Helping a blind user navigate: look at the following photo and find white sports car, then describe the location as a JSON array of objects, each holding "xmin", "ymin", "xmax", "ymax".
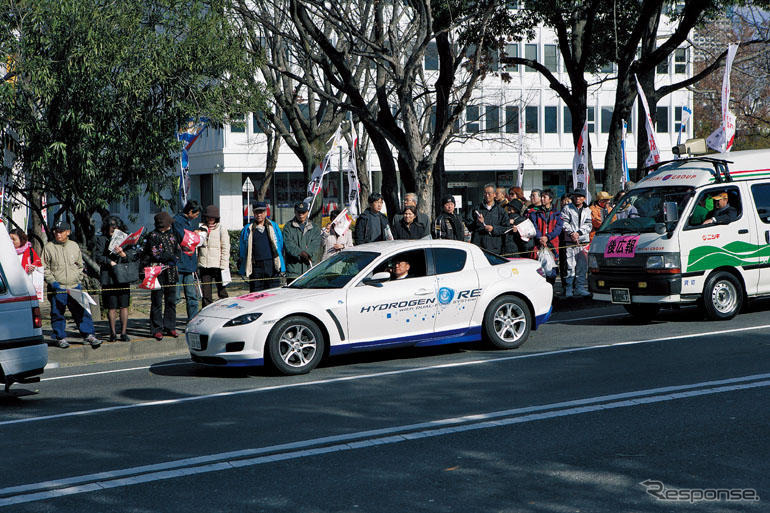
[{"xmin": 186, "ymin": 240, "xmax": 553, "ymax": 375}]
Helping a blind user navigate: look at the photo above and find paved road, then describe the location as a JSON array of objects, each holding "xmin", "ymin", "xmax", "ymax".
[{"xmin": 2, "ymin": 302, "xmax": 769, "ymax": 512}]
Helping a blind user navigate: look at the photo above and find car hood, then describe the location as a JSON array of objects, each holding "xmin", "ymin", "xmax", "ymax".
[{"xmin": 197, "ymin": 287, "xmax": 331, "ymax": 319}]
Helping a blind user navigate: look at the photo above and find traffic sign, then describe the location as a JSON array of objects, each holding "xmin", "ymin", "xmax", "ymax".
[{"xmin": 242, "ymin": 177, "xmax": 255, "ymax": 193}]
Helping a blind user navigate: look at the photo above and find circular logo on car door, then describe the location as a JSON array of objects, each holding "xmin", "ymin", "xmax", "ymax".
[{"xmin": 437, "ymin": 287, "xmax": 455, "ymax": 305}]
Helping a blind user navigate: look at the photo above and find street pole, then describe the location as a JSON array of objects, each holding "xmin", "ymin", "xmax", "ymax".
[{"xmin": 339, "ymin": 146, "xmax": 344, "ymax": 211}]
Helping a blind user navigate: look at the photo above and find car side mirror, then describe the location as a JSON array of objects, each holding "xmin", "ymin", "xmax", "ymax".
[
  {"xmin": 363, "ymin": 271, "xmax": 391, "ymax": 287},
  {"xmin": 663, "ymin": 201, "xmax": 679, "ymax": 223}
]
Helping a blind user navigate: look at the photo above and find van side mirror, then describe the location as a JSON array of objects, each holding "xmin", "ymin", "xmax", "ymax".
[{"xmin": 663, "ymin": 202, "xmax": 679, "ymax": 223}]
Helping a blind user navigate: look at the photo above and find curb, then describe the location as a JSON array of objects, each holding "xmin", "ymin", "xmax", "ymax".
[{"xmin": 47, "ymin": 336, "xmax": 190, "ymax": 367}]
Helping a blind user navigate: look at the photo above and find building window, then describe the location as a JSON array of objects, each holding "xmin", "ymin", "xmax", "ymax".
[
  {"xmin": 129, "ymin": 195, "xmax": 139, "ymax": 215},
  {"xmin": 525, "ymin": 105, "xmax": 538, "ymax": 133},
  {"xmin": 656, "ymin": 57, "xmax": 669, "ymax": 75},
  {"xmin": 230, "ymin": 113, "xmax": 246, "ymax": 133},
  {"xmin": 425, "ymin": 41, "xmax": 438, "ymax": 71},
  {"xmin": 466, "ymin": 105, "xmax": 480, "ymax": 133},
  {"xmin": 544, "ymin": 44, "xmax": 558, "ymax": 72},
  {"xmin": 544, "ymin": 106, "xmax": 557, "ymax": 133},
  {"xmin": 505, "ymin": 106, "xmax": 519, "ymax": 133},
  {"xmin": 625, "ymin": 113, "xmax": 633, "ymax": 134},
  {"xmin": 563, "ymin": 106, "xmax": 572, "ymax": 134},
  {"xmin": 485, "ymin": 106, "xmax": 500, "ymax": 133},
  {"xmin": 674, "ymin": 106, "xmax": 685, "ymax": 133},
  {"xmin": 600, "ymin": 61, "xmax": 614, "ymax": 73},
  {"xmin": 525, "ymin": 44, "xmax": 538, "ymax": 72},
  {"xmin": 587, "ymin": 107, "xmax": 595, "ymax": 133},
  {"xmin": 252, "ymin": 112, "xmax": 265, "ymax": 134},
  {"xmin": 656, "ymin": 106, "xmax": 669, "ymax": 133},
  {"xmin": 601, "ymin": 106, "xmax": 613, "ymax": 133},
  {"xmin": 674, "ymin": 48, "xmax": 687, "ymax": 74},
  {"xmin": 504, "ymin": 43, "xmax": 518, "ymax": 72}
]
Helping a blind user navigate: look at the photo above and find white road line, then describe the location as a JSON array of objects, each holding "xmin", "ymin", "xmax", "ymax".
[
  {"xmin": 5, "ymin": 323, "xmax": 770, "ymax": 427},
  {"xmin": 40, "ymin": 361, "xmax": 191, "ymax": 382},
  {"xmin": 1, "ymin": 374, "xmax": 768, "ymax": 507}
]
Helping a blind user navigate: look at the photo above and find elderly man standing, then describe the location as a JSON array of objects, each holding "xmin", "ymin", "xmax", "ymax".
[
  {"xmin": 466, "ymin": 183, "xmax": 507, "ymax": 254},
  {"xmin": 283, "ymin": 202, "xmax": 322, "ymax": 281},
  {"xmin": 561, "ymin": 189, "xmax": 593, "ymax": 297},
  {"xmin": 42, "ymin": 221, "xmax": 101, "ymax": 349},
  {"xmin": 239, "ymin": 201, "xmax": 285, "ymax": 292}
]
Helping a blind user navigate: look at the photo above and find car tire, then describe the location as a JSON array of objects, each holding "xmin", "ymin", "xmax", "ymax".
[
  {"xmin": 702, "ymin": 272, "xmax": 743, "ymax": 321},
  {"xmin": 623, "ymin": 304, "xmax": 660, "ymax": 321},
  {"xmin": 483, "ymin": 295, "xmax": 531, "ymax": 349},
  {"xmin": 267, "ymin": 316, "xmax": 325, "ymax": 375}
]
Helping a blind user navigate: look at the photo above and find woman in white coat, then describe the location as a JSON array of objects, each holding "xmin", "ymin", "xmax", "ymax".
[
  {"xmin": 321, "ymin": 209, "xmax": 354, "ymax": 261},
  {"xmin": 198, "ymin": 205, "xmax": 231, "ymax": 307}
]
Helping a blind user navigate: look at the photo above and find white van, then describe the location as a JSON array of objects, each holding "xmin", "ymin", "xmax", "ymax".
[
  {"xmin": 589, "ymin": 149, "xmax": 770, "ymax": 320},
  {"xmin": 0, "ymin": 218, "xmax": 48, "ymax": 392}
]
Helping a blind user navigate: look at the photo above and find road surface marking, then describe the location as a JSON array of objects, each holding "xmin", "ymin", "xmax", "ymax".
[
  {"xmin": 1, "ymin": 373, "xmax": 768, "ymax": 507},
  {"xmin": 5, "ymin": 323, "xmax": 770, "ymax": 427}
]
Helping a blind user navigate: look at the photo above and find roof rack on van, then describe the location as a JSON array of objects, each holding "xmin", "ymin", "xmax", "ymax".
[{"xmin": 644, "ymin": 157, "xmax": 733, "ymax": 183}]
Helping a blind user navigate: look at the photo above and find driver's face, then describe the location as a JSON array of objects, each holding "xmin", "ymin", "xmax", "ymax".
[{"xmin": 391, "ymin": 260, "xmax": 410, "ymax": 278}]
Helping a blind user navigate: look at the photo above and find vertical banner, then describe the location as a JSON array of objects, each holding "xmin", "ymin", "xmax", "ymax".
[
  {"xmin": 677, "ymin": 105, "xmax": 692, "ymax": 149},
  {"xmin": 707, "ymin": 43, "xmax": 739, "ymax": 153},
  {"xmin": 306, "ymin": 124, "xmax": 342, "ymax": 208},
  {"xmin": 572, "ymin": 121, "xmax": 590, "ymax": 201},
  {"xmin": 517, "ymin": 98, "xmax": 524, "ymax": 188},
  {"xmin": 635, "ymin": 75, "xmax": 661, "ymax": 167},
  {"xmin": 177, "ymin": 118, "xmax": 208, "ymax": 206},
  {"xmin": 621, "ymin": 120, "xmax": 629, "ymax": 190},
  {"xmin": 345, "ymin": 114, "xmax": 361, "ymax": 218},
  {"xmin": 0, "ymin": 173, "xmax": 5, "ymax": 217}
]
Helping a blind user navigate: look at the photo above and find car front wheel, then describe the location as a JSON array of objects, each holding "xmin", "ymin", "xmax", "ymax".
[
  {"xmin": 703, "ymin": 272, "xmax": 743, "ymax": 320},
  {"xmin": 483, "ymin": 295, "xmax": 531, "ymax": 349},
  {"xmin": 267, "ymin": 316, "xmax": 325, "ymax": 375}
]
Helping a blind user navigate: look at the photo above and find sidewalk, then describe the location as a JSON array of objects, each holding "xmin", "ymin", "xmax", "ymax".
[{"xmin": 43, "ymin": 279, "xmax": 598, "ymax": 367}]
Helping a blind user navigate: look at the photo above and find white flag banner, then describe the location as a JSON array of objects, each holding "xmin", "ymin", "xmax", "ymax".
[
  {"xmin": 306, "ymin": 125, "xmax": 343, "ymax": 202},
  {"xmin": 635, "ymin": 75, "xmax": 661, "ymax": 167},
  {"xmin": 331, "ymin": 208, "xmax": 353, "ymax": 235},
  {"xmin": 108, "ymin": 229, "xmax": 128, "ymax": 253},
  {"xmin": 572, "ymin": 121, "xmax": 590, "ymax": 202},
  {"xmin": 67, "ymin": 288, "xmax": 97, "ymax": 316},
  {"xmin": 346, "ymin": 116, "xmax": 361, "ymax": 218},
  {"xmin": 621, "ymin": 120, "xmax": 629, "ymax": 190},
  {"xmin": 517, "ymin": 98, "xmax": 524, "ymax": 188},
  {"xmin": 707, "ymin": 43, "xmax": 740, "ymax": 153}
]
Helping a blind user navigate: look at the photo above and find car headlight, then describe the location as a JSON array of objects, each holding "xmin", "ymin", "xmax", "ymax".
[
  {"xmin": 223, "ymin": 313, "xmax": 263, "ymax": 327},
  {"xmin": 645, "ymin": 253, "xmax": 681, "ymax": 274}
]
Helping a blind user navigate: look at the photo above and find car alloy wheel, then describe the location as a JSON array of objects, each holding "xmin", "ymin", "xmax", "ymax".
[
  {"xmin": 278, "ymin": 324, "xmax": 317, "ymax": 368},
  {"xmin": 483, "ymin": 295, "xmax": 531, "ymax": 349},
  {"xmin": 267, "ymin": 316, "xmax": 325, "ymax": 375}
]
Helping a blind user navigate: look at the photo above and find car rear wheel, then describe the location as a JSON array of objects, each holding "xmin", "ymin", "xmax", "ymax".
[
  {"xmin": 267, "ymin": 316, "xmax": 325, "ymax": 375},
  {"xmin": 623, "ymin": 304, "xmax": 660, "ymax": 321},
  {"xmin": 483, "ymin": 295, "xmax": 531, "ymax": 349},
  {"xmin": 703, "ymin": 272, "xmax": 742, "ymax": 320}
]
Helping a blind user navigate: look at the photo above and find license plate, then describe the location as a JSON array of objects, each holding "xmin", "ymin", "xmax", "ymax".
[
  {"xmin": 610, "ymin": 288, "xmax": 631, "ymax": 304},
  {"xmin": 188, "ymin": 333, "xmax": 202, "ymax": 351}
]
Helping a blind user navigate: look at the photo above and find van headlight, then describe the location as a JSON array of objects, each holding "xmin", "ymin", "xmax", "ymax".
[
  {"xmin": 223, "ymin": 313, "xmax": 263, "ymax": 327},
  {"xmin": 645, "ymin": 253, "xmax": 681, "ymax": 274},
  {"xmin": 588, "ymin": 254, "xmax": 599, "ymax": 270}
]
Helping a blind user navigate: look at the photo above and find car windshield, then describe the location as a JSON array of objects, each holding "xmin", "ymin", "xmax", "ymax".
[
  {"xmin": 288, "ymin": 251, "xmax": 379, "ymax": 289},
  {"xmin": 599, "ymin": 186, "xmax": 694, "ymax": 234}
]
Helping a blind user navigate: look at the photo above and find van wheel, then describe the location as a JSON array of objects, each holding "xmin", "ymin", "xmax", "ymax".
[
  {"xmin": 703, "ymin": 272, "xmax": 742, "ymax": 320},
  {"xmin": 267, "ymin": 316, "xmax": 325, "ymax": 375},
  {"xmin": 623, "ymin": 304, "xmax": 660, "ymax": 321},
  {"xmin": 483, "ymin": 295, "xmax": 531, "ymax": 349}
]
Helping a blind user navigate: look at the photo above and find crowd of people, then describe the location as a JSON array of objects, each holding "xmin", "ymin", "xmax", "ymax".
[{"xmin": 9, "ymin": 185, "xmax": 626, "ymax": 347}]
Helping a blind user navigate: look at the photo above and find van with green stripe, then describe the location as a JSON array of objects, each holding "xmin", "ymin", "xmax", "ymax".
[{"xmin": 588, "ymin": 149, "xmax": 770, "ymax": 320}]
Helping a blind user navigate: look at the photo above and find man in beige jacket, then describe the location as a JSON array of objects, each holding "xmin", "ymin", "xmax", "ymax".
[
  {"xmin": 42, "ymin": 221, "xmax": 101, "ymax": 348},
  {"xmin": 197, "ymin": 205, "xmax": 231, "ymax": 307}
]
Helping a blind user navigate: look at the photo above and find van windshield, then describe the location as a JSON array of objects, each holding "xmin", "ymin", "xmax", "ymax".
[{"xmin": 599, "ymin": 186, "xmax": 694, "ymax": 234}]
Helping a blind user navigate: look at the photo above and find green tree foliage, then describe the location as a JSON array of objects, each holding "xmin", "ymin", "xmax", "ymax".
[{"xmin": 0, "ymin": 0, "xmax": 263, "ymax": 241}]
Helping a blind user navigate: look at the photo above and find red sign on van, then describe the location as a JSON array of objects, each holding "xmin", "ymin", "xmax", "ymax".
[{"xmin": 604, "ymin": 235, "xmax": 639, "ymax": 258}]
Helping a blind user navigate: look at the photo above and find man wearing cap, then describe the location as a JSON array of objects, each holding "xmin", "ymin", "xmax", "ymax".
[
  {"xmin": 173, "ymin": 200, "xmax": 202, "ymax": 320},
  {"xmin": 590, "ymin": 191, "xmax": 613, "ymax": 241},
  {"xmin": 283, "ymin": 202, "xmax": 322, "ymax": 281},
  {"xmin": 354, "ymin": 193, "xmax": 391, "ymax": 245},
  {"xmin": 561, "ymin": 189, "xmax": 593, "ymax": 297},
  {"xmin": 432, "ymin": 195, "xmax": 465, "ymax": 241},
  {"xmin": 142, "ymin": 212, "xmax": 181, "ymax": 340},
  {"xmin": 703, "ymin": 191, "xmax": 738, "ymax": 225},
  {"xmin": 239, "ymin": 201, "xmax": 285, "ymax": 292},
  {"xmin": 41, "ymin": 222, "xmax": 101, "ymax": 348}
]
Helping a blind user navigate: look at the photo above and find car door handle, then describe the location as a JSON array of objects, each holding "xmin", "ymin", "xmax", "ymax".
[
  {"xmin": 738, "ymin": 229, "xmax": 749, "ymax": 234},
  {"xmin": 415, "ymin": 289, "xmax": 433, "ymax": 296}
]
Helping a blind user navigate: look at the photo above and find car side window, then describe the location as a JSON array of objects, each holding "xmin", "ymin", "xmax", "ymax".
[
  {"xmin": 751, "ymin": 184, "xmax": 770, "ymax": 224},
  {"xmin": 370, "ymin": 249, "xmax": 428, "ymax": 280},
  {"xmin": 685, "ymin": 186, "xmax": 741, "ymax": 228},
  {"xmin": 433, "ymin": 248, "xmax": 467, "ymax": 274}
]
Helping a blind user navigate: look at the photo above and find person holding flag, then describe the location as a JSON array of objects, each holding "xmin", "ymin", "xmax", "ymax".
[
  {"xmin": 142, "ymin": 212, "xmax": 181, "ymax": 340},
  {"xmin": 173, "ymin": 201, "xmax": 202, "ymax": 321},
  {"xmin": 94, "ymin": 216, "xmax": 139, "ymax": 342},
  {"xmin": 322, "ymin": 209, "xmax": 354, "ymax": 261}
]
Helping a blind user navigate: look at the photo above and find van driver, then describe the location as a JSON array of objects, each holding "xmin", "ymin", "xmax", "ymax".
[{"xmin": 702, "ymin": 191, "xmax": 738, "ymax": 225}]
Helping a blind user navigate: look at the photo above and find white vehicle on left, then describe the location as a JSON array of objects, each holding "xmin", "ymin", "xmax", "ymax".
[{"xmin": 186, "ymin": 239, "xmax": 553, "ymax": 375}]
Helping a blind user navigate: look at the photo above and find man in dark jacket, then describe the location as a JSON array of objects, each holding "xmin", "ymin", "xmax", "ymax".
[
  {"xmin": 466, "ymin": 184, "xmax": 507, "ymax": 253},
  {"xmin": 173, "ymin": 200, "xmax": 201, "ymax": 320},
  {"xmin": 432, "ymin": 195, "xmax": 465, "ymax": 241},
  {"xmin": 354, "ymin": 193, "xmax": 391, "ymax": 245},
  {"xmin": 703, "ymin": 191, "xmax": 738, "ymax": 225},
  {"xmin": 283, "ymin": 202, "xmax": 323, "ymax": 279}
]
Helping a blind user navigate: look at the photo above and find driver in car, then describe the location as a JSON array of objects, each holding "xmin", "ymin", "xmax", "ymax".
[
  {"xmin": 389, "ymin": 257, "xmax": 410, "ymax": 280},
  {"xmin": 702, "ymin": 191, "xmax": 738, "ymax": 225}
]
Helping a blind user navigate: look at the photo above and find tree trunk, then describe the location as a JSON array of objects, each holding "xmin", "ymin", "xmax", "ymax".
[
  {"xmin": 604, "ymin": 73, "xmax": 636, "ymax": 194},
  {"xmin": 258, "ymin": 131, "xmax": 281, "ymax": 201},
  {"xmin": 364, "ymin": 121, "xmax": 399, "ymax": 220},
  {"xmin": 415, "ymin": 161, "xmax": 434, "ymax": 220}
]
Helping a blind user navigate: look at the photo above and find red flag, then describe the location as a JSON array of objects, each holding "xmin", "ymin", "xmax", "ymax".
[
  {"xmin": 181, "ymin": 229, "xmax": 202, "ymax": 256},
  {"xmin": 120, "ymin": 226, "xmax": 144, "ymax": 248},
  {"xmin": 140, "ymin": 265, "xmax": 164, "ymax": 290}
]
